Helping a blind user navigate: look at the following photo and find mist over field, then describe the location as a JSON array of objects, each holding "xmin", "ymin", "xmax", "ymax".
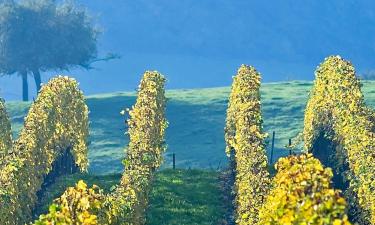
[{"xmin": 2, "ymin": 0, "xmax": 375, "ymax": 100}]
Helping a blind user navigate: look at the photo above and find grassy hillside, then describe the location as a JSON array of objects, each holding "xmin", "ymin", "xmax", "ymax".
[
  {"xmin": 36, "ymin": 169, "xmax": 224, "ymax": 225},
  {"xmin": 6, "ymin": 80, "xmax": 375, "ymax": 174},
  {"xmin": 146, "ymin": 169, "xmax": 224, "ymax": 225}
]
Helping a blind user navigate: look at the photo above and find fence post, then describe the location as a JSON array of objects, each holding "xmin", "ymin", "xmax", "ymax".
[
  {"xmin": 289, "ymin": 138, "xmax": 292, "ymax": 155},
  {"xmin": 270, "ymin": 131, "xmax": 275, "ymax": 165},
  {"xmin": 173, "ymin": 153, "xmax": 176, "ymax": 170}
]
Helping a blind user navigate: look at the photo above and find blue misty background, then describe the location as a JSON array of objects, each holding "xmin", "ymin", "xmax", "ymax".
[{"xmin": 1, "ymin": 0, "xmax": 375, "ymax": 100}]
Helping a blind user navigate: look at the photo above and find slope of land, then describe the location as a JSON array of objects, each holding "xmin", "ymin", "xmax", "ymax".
[{"xmin": 6, "ymin": 80, "xmax": 375, "ymax": 174}]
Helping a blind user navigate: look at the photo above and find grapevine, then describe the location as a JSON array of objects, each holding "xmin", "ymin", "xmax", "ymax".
[
  {"xmin": 303, "ymin": 56, "xmax": 375, "ymax": 224},
  {"xmin": 0, "ymin": 76, "xmax": 89, "ymax": 225},
  {"xmin": 225, "ymin": 65, "xmax": 270, "ymax": 225},
  {"xmin": 33, "ymin": 71, "xmax": 167, "ymax": 225}
]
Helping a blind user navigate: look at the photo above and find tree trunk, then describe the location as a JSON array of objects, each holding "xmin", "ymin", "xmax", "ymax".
[
  {"xmin": 21, "ymin": 72, "xmax": 29, "ymax": 102},
  {"xmin": 33, "ymin": 70, "xmax": 42, "ymax": 93}
]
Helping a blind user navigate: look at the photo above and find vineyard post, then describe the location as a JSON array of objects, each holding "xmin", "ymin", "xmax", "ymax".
[
  {"xmin": 270, "ymin": 131, "xmax": 275, "ymax": 165},
  {"xmin": 173, "ymin": 153, "xmax": 176, "ymax": 170},
  {"xmin": 288, "ymin": 138, "xmax": 292, "ymax": 155}
]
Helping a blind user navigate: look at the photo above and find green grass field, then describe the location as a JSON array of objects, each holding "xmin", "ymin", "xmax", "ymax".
[
  {"xmin": 36, "ymin": 169, "xmax": 224, "ymax": 225},
  {"xmin": 6, "ymin": 80, "xmax": 375, "ymax": 174}
]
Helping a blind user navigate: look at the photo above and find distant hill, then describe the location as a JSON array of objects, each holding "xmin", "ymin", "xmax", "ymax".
[
  {"xmin": 1, "ymin": 1, "xmax": 375, "ymax": 100},
  {"xmin": 6, "ymin": 80, "xmax": 375, "ymax": 174}
]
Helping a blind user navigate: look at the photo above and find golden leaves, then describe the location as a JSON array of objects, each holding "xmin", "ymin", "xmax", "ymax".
[
  {"xmin": 32, "ymin": 71, "xmax": 167, "ymax": 225},
  {"xmin": 34, "ymin": 180, "xmax": 104, "ymax": 225},
  {"xmin": 303, "ymin": 55, "xmax": 375, "ymax": 224},
  {"xmin": 0, "ymin": 98, "xmax": 12, "ymax": 159},
  {"xmin": 104, "ymin": 71, "xmax": 167, "ymax": 224},
  {"xmin": 225, "ymin": 65, "xmax": 270, "ymax": 225},
  {"xmin": 259, "ymin": 154, "xmax": 352, "ymax": 225},
  {"xmin": 0, "ymin": 76, "xmax": 89, "ymax": 224}
]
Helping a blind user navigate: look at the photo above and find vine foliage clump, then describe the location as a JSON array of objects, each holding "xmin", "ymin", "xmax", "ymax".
[
  {"xmin": 103, "ymin": 71, "xmax": 167, "ymax": 224},
  {"xmin": 33, "ymin": 71, "xmax": 167, "ymax": 225},
  {"xmin": 34, "ymin": 180, "xmax": 104, "ymax": 225},
  {"xmin": 0, "ymin": 98, "xmax": 12, "ymax": 159},
  {"xmin": 0, "ymin": 76, "xmax": 89, "ymax": 225},
  {"xmin": 224, "ymin": 65, "xmax": 270, "ymax": 225},
  {"xmin": 303, "ymin": 56, "xmax": 375, "ymax": 224},
  {"xmin": 259, "ymin": 154, "xmax": 352, "ymax": 225}
]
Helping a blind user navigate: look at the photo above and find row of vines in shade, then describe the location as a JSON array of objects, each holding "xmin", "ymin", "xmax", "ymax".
[
  {"xmin": 33, "ymin": 71, "xmax": 168, "ymax": 225},
  {"xmin": 0, "ymin": 77, "xmax": 89, "ymax": 225},
  {"xmin": 225, "ymin": 56, "xmax": 375, "ymax": 225}
]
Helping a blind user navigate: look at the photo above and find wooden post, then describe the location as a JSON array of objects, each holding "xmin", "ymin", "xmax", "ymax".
[
  {"xmin": 270, "ymin": 131, "xmax": 275, "ymax": 165},
  {"xmin": 289, "ymin": 138, "xmax": 292, "ymax": 155},
  {"xmin": 173, "ymin": 153, "xmax": 176, "ymax": 170}
]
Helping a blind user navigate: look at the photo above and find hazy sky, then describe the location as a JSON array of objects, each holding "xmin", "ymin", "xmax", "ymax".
[{"xmin": 1, "ymin": 0, "xmax": 375, "ymax": 100}]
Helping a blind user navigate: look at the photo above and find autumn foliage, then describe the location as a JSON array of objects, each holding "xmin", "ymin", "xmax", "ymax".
[
  {"xmin": 33, "ymin": 71, "xmax": 167, "ymax": 225},
  {"xmin": 0, "ymin": 56, "xmax": 374, "ymax": 225},
  {"xmin": 225, "ymin": 65, "xmax": 270, "ymax": 224},
  {"xmin": 34, "ymin": 181, "xmax": 104, "ymax": 225},
  {"xmin": 259, "ymin": 154, "xmax": 351, "ymax": 225},
  {"xmin": 225, "ymin": 62, "xmax": 363, "ymax": 225},
  {"xmin": 0, "ymin": 77, "xmax": 89, "ymax": 225},
  {"xmin": 102, "ymin": 71, "xmax": 167, "ymax": 224},
  {"xmin": 303, "ymin": 56, "xmax": 375, "ymax": 224},
  {"xmin": 0, "ymin": 98, "xmax": 12, "ymax": 159}
]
